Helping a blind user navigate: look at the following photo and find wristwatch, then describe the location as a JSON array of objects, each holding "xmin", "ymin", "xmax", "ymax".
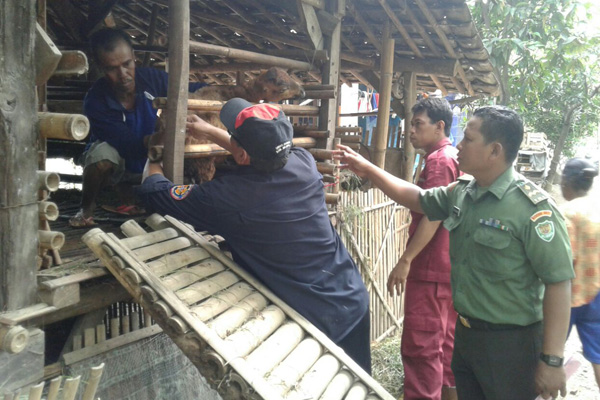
[{"xmin": 539, "ymin": 353, "xmax": 564, "ymax": 367}]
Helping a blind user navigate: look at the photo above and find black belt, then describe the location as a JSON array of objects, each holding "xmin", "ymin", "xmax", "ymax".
[{"xmin": 458, "ymin": 314, "xmax": 540, "ymax": 331}]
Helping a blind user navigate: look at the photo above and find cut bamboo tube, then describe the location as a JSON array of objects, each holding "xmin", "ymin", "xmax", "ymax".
[
  {"xmin": 96, "ymin": 324, "xmax": 106, "ymax": 343},
  {"xmin": 191, "ymin": 282, "xmax": 255, "ymax": 321},
  {"xmin": 110, "ymin": 317, "xmax": 119, "ymax": 338},
  {"xmin": 101, "ymin": 243, "xmax": 114, "ymax": 257},
  {"xmin": 344, "ymin": 382, "xmax": 369, "ymax": 400},
  {"xmin": 168, "ymin": 315, "xmax": 190, "ymax": 334},
  {"xmin": 161, "ymin": 259, "xmax": 226, "ymax": 291},
  {"xmin": 111, "ymin": 255, "xmax": 127, "ymax": 270},
  {"xmin": 176, "ymin": 271, "xmax": 240, "ymax": 305},
  {"xmin": 0, "ymin": 325, "xmax": 29, "ymax": 354},
  {"xmin": 62, "ymin": 375, "xmax": 81, "ymax": 400},
  {"xmin": 317, "ymin": 162, "xmax": 336, "ymax": 175},
  {"xmin": 121, "ymin": 227, "xmax": 180, "ymax": 250},
  {"xmin": 320, "ymin": 369, "xmax": 355, "ymax": 400},
  {"xmin": 326, "ymin": 193, "xmax": 340, "ymax": 205},
  {"xmin": 207, "ymin": 292, "xmax": 269, "ymax": 338},
  {"xmin": 200, "ymin": 350, "xmax": 229, "ymax": 383},
  {"xmin": 223, "ymin": 372, "xmax": 250, "ymax": 400},
  {"xmin": 37, "ymin": 171, "xmax": 59, "ymax": 191},
  {"xmin": 38, "ymin": 230, "xmax": 65, "ymax": 250},
  {"xmin": 38, "ymin": 112, "xmax": 90, "ymax": 141},
  {"xmin": 123, "ymin": 268, "xmax": 142, "ymax": 286},
  {"xmin": 286, "ymin": 354, "xmax": 342, "ymax": 400},
  {"xmin": 223, "ymin": 305, "xmax": 286, "ymax": 358},
  {"xmin": 336, "ymin": 126, "xmax": 362, "ymax": 133},
  {"xmin": 131, "ymin": 311, "xmax": 140, "ymax": 331},
  {"xmin": 81, "ymin": 363, "xmax": 105, "ymax": 400},
  {"xmin": 47, "ymin": 377, "xmax": 62, "ymax": 400},
  {"xmin": 54, "ymin": 50, "xmax": 89, "ymax": 76},
  {"xmin": 147, "ymin": 247, "xmax": 211, "ymax": 277},
  {"xmin": 28, "ymin": 381, "xmax": 45, "ymax": 400},
  {"xmin": 120, "ymin": 219, "xmax": 147, "ymax": 238},
  {"xmin": 141, "ymin": 285, "xmax": 160, "ymax": 303},
  {"xmin": 144, "ymin": 310, "xmax": 152, "ymax": 327},
  {"xmin": 266, "ymin": 338, "xmax": 323, "ymax": 395},
  {"xmin": 153, "ymin": 300, "xmax": 173, "ymax": 319},
  {"xmin": 245, "ymin": 322, "xmax": 304, "ymax": 377},
  {"xmin": 309, "ymin": 148, "xmax": 334, "ymax": 160},
  {"xmin": 303, "ymin": 89, "xmax": 335, "ymax": 99},
  {"xmin": 83, "ymin": 327, "xmax": 95, "ymax": 347},
  {"xmin": 133, "ymin": 236, "xmax": 192, "ymax": 261},
  {"xmin": 145, "ymin": 213, "xmax": 171, "ymax": 231},
  {"xmin": 38, "ymin": 201, "xmax": 59, "ymax": 221}
]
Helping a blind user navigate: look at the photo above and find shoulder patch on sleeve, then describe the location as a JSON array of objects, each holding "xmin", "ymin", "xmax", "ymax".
[
  {"xmin": 170, "ymin": 185, "xmax": 193, "ymax": 200},
  {"xmin": 515, "ymin": 180, "xmax": 548, "ymax": 205},
  {"xmin": 457, "ymin": 174, "xmax": 474, "ymax": 183},
  {"xmin": 530, "ymin": 210, "xmax": 552, "ymax": 222}
]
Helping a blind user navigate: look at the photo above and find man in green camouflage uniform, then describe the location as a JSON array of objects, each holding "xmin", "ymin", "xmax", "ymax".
[{"xmin": 335, "ymin": 106, "xmax": 573, "ymax": 400}]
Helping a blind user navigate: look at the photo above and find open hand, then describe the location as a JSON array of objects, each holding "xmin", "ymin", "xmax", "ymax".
[
  {"xmin": 387, "ymin": 257, "xmax": 411, "ymax": 296},
  {"xmin": 535, "ymin": 362, "xmax": 567, "ymax": 399},
  {"xmin": 186, "ymin": 114, "xmax": 214, "ymax": 140},
  {"xmin": 332, "ymin": 144, "xmax": 374, "ymax": 178}
]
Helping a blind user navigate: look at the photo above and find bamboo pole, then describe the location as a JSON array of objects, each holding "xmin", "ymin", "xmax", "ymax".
[
  {"xmin": 38, "ymin": 112, "xmax": 90, "ymax": 141},
  {"xmin": 28, "ymin": 381, "xmax": 45, "ymax": 400},
  {"xmin": 120, "ymin": 219, "xmax": 147, "ymax": 238},
  {"xmin": 161, "ymin": 259, "xmax": 226, "ymax": 291},
  {"xmin": 372, "ymin": 23, "xmax": 394, "ymax": 169},
  {"xmin": 207, "ymin": 292, "xmax": 268, "ymax": 338},
  {"xmin": 345, "ymin": 383, "xmax": 369, "ymax": 400},
  {"xmin": 320, "ymin": 369, "xmax": 355, "ymax": 400},
  {"xmin": 286, "ymin": 354, "xmax": 341, "ymax": 400},
  {"xmin": 266, "ymin": 338, "xmax": 323, "ymax": 395},
  {"xmin": 176, "ymin": 271, "xmax": 240, "ymax": 305},
  {"xmin": 153, "ymin": 98, "xmax": 320, "ymax": 116},
  {"xmin": 245, "ymin": 322, "xmax": 304, "ymax": 377},
  {"xmin": 146, "ymin": 247, "xmax": 211, "ymax": 277},
  {"xmin": 61, "ymin": 375, "xmax": 81, "ymax": 400},
  {"xmin": 189, "ymin": 40, "xmax": 313, "ymax": 71},
  {"xmin": 132, "ymin": 236, "xmax": 192, "ymax": 261},
  {"xmin": 0, "ymin": 325, "xmax": 29, "ymax": 353},
  {"xmin": 47, "ymin": 377, "xmax": 62, "ymax": 400},
  {"xmin": 121, "ymin": 227, "xmax": 180, "ymax": 250},
  {"xmin": 191, "ymin": 283, "xmax": 255, "ymax": 322},
  {"xmin": 81, "ymin": 363, "xmax": 105, "ymax": 400}
]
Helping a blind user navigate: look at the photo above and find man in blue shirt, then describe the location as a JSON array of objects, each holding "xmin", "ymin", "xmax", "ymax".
[
  {"xmin": 138, "ymin": 98, "xmax": 372, "ymax": 373},
  {"xmin": 69, "ymin": 28, "xmax": 204, "ymax": 227}
]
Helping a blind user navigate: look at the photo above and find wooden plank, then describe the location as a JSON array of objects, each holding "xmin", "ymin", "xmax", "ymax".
[
  {"xmin": 162, "ymin": 0, "xmax": 190, "ymax": 184},
  {"xmin": 298, "ymin": 2, "xmax": 324, "ymax": 50},
  {"xmin": 0, "ymin": 303, "xmax": 56, "ymax": 325},
  {"xmin": 38, "ymin": 283, "xmax": 80, "ymax": 308},
  {"xmin": 63, "ymin": 324, "xmax": 162, "ymax": 365}
]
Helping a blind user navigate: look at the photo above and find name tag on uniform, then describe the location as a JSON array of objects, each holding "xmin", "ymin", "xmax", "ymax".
[{"xmin": 452, "ymin": 206, "xmax": 461, "ymax": 217}]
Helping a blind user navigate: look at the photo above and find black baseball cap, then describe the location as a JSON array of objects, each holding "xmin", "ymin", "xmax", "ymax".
[{"xmin": 219, "ymin": 98, "xmax": 293, "ymax": 161}]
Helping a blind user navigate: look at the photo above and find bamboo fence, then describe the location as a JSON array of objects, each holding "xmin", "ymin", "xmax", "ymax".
[{"xmin": 337, "ymin": 188, "xmax": 411, "ymax": 342}]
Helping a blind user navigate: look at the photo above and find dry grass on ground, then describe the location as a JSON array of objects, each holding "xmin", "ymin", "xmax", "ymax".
[{"xmin": 372, "ymin": 336, "xmax": 404, "ymax": 399}]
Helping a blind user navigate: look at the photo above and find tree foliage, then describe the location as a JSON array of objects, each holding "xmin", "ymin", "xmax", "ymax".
[{"xmin": 469, "ymin": 0, "xmax": 600, "ymax": 169}]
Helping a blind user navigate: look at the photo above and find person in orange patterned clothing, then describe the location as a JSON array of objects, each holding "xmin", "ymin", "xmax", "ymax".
[{"xmin": 561, "ymin": 157, "xmax": 600, "ymax": 390}]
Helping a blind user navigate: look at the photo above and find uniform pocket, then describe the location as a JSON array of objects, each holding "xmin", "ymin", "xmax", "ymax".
[
  {"xmin": 472, "ymin": 227, "xmax": 514, "ymax": 281},
  {"xmin": 473, "ymin": 226, "xmax": 511, "ymax": 249}
]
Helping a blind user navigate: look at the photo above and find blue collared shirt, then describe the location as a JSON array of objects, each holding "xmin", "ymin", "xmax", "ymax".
[{"xmin": 83, "ymin": 67, "xmax": 205, "ymax": 173}]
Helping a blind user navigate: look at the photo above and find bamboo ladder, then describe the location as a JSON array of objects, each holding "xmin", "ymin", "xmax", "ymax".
[{"xmin": 82, "ymin": 214, "xmax": 395, "ymax": 400}]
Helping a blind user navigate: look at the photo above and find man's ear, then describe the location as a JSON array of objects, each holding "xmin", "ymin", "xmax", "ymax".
[
  {"xmin": 436, "ymin": 120, "xmax": 446, "ymax": 135},
  {"xmin": 231, "ymin": 143, "xmax": 251, "ymax": 165},
  {"xmin": 490, "ymin": 142, "xmax": 504, "ymax": 160}
]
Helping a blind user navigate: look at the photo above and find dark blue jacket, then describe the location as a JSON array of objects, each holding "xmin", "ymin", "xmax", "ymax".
[{"xmin": 138, "ymin": 148, "xmax": 369, "ymax": 341}]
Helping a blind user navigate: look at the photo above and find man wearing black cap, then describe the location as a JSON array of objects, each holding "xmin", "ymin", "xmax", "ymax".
[{"xmin": 138, "ymin": 98, "xmax": 371, "ymax": 373}]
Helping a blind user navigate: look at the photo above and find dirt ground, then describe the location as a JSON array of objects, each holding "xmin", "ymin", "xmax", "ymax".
[{"xmin": 560, "ymin": 331, "xmax": 599, "ymax": 399}]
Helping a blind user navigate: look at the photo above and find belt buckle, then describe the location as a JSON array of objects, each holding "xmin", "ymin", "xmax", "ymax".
[{"xmin": 459, "ymin": 315, "xmax": 471, "ymax": 328}]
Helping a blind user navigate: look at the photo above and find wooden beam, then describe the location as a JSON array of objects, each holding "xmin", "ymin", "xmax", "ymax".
[
  {"xmin": 143, "ymin": 4, "xmax": 160, "ymax": 67},
  {"xmin": 84, "ymin": 0, "xmax": 119, "ymax": 36},
  {"xmin": 401, "ymin": 71, "xmax": 416, "ymax": 181},
  {"xmin": 163, "ymin": 0, "xmax": 190, "ymax": 184},
  {"xmin": 1, "ymin": 0, "xmax": 38, "ymax": 310},
  {"xmin": 189, "ymin": 41, "xmax": 313, "ymax": 71},
  {"xmin": 373, "ymin": 23, "xmax": 394, "ymax": 169},
  {"xmin": 376, "ymin": 0, "xmax": 422, "ymax": 58},
  {"xmin": 402, "ymin": 5, "xmax": 443, "ymax": 58},
  {"xmin": 430, "ymin": 74, "xmax": 448, "ymax": 95},
  {"xmin": 389, "ymin": 57, "xmax": 459, "ymax": 76},
  {"xmin": 298, "ymin": 1, "xmax": 324, "ymax": 50},
  {"xmin": 318, "ymin": 0, "xmax": 343, "ymax": 150},
  {"xmin": 347, "ymin": 1, "xmax": 382, "ymax": 52}
]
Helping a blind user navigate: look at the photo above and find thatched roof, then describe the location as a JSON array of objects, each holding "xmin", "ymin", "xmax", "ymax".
[{"xmin": 45, "ymin": 0, "xmax": 498, "ymax": 97}]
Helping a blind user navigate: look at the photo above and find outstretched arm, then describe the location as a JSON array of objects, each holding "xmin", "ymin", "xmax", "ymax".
[
  {"xmin": 333, "ymin": 144, "xmax": 423, "ymax": 212},
  {"xmin": 186, "ymin": 114, "xmax": 233, "ymax": 151}
]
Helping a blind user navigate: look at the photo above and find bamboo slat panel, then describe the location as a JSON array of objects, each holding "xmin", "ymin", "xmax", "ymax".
[
  {"xmin": 82, "ymin": 215, "xmax": 395, "ymax": 400},
  {"xmin": 338, "ymin": 189, "xmax": 411, "ymax": 342}
]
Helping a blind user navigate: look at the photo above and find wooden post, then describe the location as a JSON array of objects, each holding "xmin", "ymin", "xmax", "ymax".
[
  {"xmin": 401, "ymin": 71, "xmax": 417, "ymax": 181},
  {"xmin": 0, "ymin": 0, "xmax": 38, "ymax": 310},
  {"xmin": 372, "ymin": 22, "xmax": 394, "ymax": 169},
  {"xmin": 318, "ymin": 1, "xmax": 342, "ymax": 150},
  {"xmin": 163, "ymin": 0, "xmax": 190, "ymax": 184}
]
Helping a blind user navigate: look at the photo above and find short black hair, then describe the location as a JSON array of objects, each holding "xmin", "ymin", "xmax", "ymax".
[
  {"xmin": 411, "ymin": 98, "xmax": 453, "ymax": 137},
  {"xmin": 90, "ymin": 28, "xmax": 134, "ymax": 64},
  {"xmin": 562, "ymin": 158, "xmax": 598, "ymax": 193},
  {"xmin": 473, "ymin": 106, "xmax": 524, "ymax": 163}
]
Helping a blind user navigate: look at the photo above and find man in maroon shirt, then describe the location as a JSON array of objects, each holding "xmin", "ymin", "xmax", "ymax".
[{"xmin": 387, "ymin": 98, "xmax": 461, "ymax": 400}]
